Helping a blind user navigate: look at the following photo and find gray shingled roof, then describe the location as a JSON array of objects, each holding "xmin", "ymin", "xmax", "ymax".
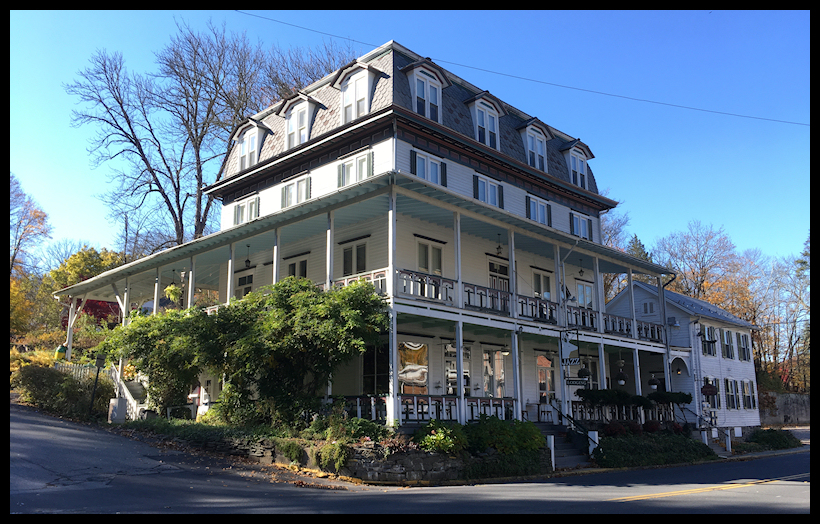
[{"xmin": 633, "ymin": 281, "xmax": 757, "ymax": 329}]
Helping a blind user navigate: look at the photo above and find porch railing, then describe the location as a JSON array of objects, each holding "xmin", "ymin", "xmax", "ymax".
[
  {"xmin": 567, "ymin": 305, "xmax": 597, "ymax": 331},
  {"xmin": 335, "ymin": 268, "xmax": 388, "ymax": 294},
  {"xmin": 396, "ymin": 269, "xmax": 455, "ymax": 303},
  {"xmin": 463, "ymin": 282, "xmax": 510, "ymax": 315},
  {"xmin": 570, "ymin": 400, "xmax": 675, "ymax": 425},
  {"xmin": 518, "ymin": 295, "xmax": 559, "ymax": 324}
]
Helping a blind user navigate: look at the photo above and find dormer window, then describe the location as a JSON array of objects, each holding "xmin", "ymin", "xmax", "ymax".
[
  {"xmin": 287, "ymin": 105, "xmax": 308, "ymax": 150},
  {"xmin": 414, "ymin": 71, "xmax": 441, "ymax": 123},
  {"xmin": 239, "ymin": 132, "xmax": 256, "ymax": 171},
  {"xmin": 342, "ymin": 72, "xmax": 368, "ymax": 124},
  {"xmin": 527, "ymin": 130, "xmax": 546, "ymax": 171},
  {"xmin": 571, "ymin": 152, "xmax": 587, "ymax": 189},
  {"xmin": 476, "ymin": 103, "xmax": 498, "ymax": 149}
]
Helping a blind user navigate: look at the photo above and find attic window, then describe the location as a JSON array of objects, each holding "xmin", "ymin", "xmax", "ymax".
[
  {"xmin": 238, "ymin": 131, "xmax": 257, "ymax": 171},
  {"xmin": 571, "ymin": 152, "xmax": 587, "ymax": 189},
  {"xmin": 414, "ymin": 70, "xmax": 441, "ymax": 123},
  {"xmin": 476, "ymin": 102, "xmax": 498, "ymax": 150}
]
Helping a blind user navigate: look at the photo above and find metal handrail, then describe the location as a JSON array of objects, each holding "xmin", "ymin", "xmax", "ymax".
[{"xmin": 550, "ymin": 398, "xmax": 598, "ymax": 453}]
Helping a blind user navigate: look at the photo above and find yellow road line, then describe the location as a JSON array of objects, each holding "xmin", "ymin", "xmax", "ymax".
[{"xmin": 609, "ymin": 473, "xmax": 810, "ymax": 502}]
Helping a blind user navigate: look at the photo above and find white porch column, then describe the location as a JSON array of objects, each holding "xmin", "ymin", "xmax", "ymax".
[
  {"xmin": 272, "ymin": 228, "xmax": 280, "ymax": 285},
  {"xmin": 326, "ymin": 211, "xmax": 334, "ymax": 290},
  {"xmin": 598, "ymin": 341, "xmax": 606, "ymax": 389},
  {"xmin": 226, "ymin": 243, "xmax": 235, "ymax": 303},
  {"xmin": 510, "ymin": 327, "xmax": 523, "ymax": 420},
  {"xmin": 64, "ymin": 297, "xmax": 77, "ymax": 361},
  {"xmin": 186, "ymin": 256, "xmax": 196, "ymax": 309},
  {"xmin": 633, "ymin": 347, "xmax": 642, "ymax": 396},
  {"xmin": 455, "ymin": 320, "xmax": 465, "ymax": 424},
  {"xmin": 387, "ymin": 190, "xmax": 396, "ymax": 297},
  {"xmin": 153, "ymin": 268, "xmax": 160, "ymax": 315},
  {"xmin": 509, "ymin": 229, "xmax": 517, "ymax": 318},
  {"xmin": 121, "ymin": 278, "xmax": 129, "ymax": 327},
  {"xmin": 594, "ymin": 257, "xmax": 604, "ymax": 333},
  {"xmin": 554, "ymin": 244, "xmax": 565, "ymax": 327},
  {"xmin": 387, "ymin": 311, "xmax": 399, "ymax": 425},
  {"xmin": 454, "ymin": 211, "xmax": 463, "ymax": 307},
  {"xmin": 628, "ymin": 269, "xmax": 636, "ymax": 336}
]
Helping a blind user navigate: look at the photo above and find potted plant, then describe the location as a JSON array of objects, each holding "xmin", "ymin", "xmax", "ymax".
[
  {"xmin": 648, "ymin": 375, "xmax": 660, "ymax": 390},
  {"xmin": 577, "ymin": 365, "xmax": 591, "ymax": 379},
  {"xmin": 615, "ymin": 370, "xmax": 628, "ymax": 386},
  {"xmin": 164, "ymin": 283, "xmax": 183, "ymax": 304}
]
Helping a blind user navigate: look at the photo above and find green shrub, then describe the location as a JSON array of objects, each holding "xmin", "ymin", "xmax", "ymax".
[
  {"xmin": 591, "ymin": 433, "xmax": 718, "ymax": 468},
  {"xmin": 11, "ymin": 364, "xmax": 114, "ymax": 421},
  {"xmin": 460, "ymin": 415, "xmax": 544, "ymax": 455},
  {"xmin": 602, "ymin": 421, "xmax": 627, "ymax": 437},
  {"xmin": 746, "ymin": 429, "xmax": 802, "ymax": 450},
  {"xmin": 463, "ymin": 448, "xmax": 548, "ymax": 479},
  {"xmin": 274, "ymin": 438, "xmax": 305, "ymax": 463},
  {"xmin": 315, "ymin": 440, "xmax": 350, "ymax": 472},
  {"xmin": 414, "ymin": 419, "xmax": 468, "ymax": 454},
  {"xmin": 643, "ymin": 420, "xmax": 662, "ymax": 433}
]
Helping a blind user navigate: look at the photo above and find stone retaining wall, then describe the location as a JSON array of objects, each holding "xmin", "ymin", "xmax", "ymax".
[{"xmin": 174, "ymin": 435, "xmax": 553, "ymax": 484}]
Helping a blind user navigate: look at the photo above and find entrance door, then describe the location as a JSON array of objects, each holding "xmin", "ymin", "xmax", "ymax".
[
  {"xmin": 444, "ymin": 344, "xmax": 471, "ymax": 397},
  {"xmin": 536, "ymin": 354, "xmax": 555, "ymax": 404},
  {"xmin": 482, "ymin": 350, "xmax": 506, "ymax": 397}
]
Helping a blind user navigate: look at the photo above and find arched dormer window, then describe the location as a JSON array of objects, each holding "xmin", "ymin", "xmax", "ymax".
[
  {"xmin": 277, "ymin": 92, "xmax": 320, "ymax": 151},
  {"xmin": 465, "ymin": 92, "xmax": 505, "ymax": 152},
  {"xmin": 400, "ymin": 59, "xmax": 451, "ymax": 125},
  {"xmin": 331, "ymin": 60, "xmax": 383, "ymax": 125},
  {"xmin": 517, "ymin": 118, "xmax": 553, "ymax": 172},
  {"xmin": 232, "ymin": 119, "xmax": 269, "ymax": 173}
]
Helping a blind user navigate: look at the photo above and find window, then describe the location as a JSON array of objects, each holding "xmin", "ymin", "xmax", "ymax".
[
  {"xmin": 238, "ymin": 131, "xmax": 257, "ymax": 171},
  {"xmin": 363, "ymin": 342, "xmax": 389, "ymax": 395},
  {"xmin": 741, "ymin": 380, "xmax": 756, "ymax": 409},
  {"xmin": 703, "ymin": 377, "xmax": 720, "ymax": 409},
  {"xmin": 287, "ymin": 105, "xmax": 308, "ymax": 150},
  {"xmin": 338, "ymin": 152, "xmax": 373, "ymax": 187},
  {"xmin": 721, "ymin": 329, "xmax": 735, "ymax": 359},
  {"xmin": 737, "ymin": 332, "xmax": 751, "ymax": 361},
  {"xmin": 233, "ymin": 195, "xmax": 260, "ymax": 226},
  {"xmin": 281, "ymin": 177, "xmax": 311, "ymax": 209},
  {"xmin": 287, "ymin": 257, "xmax": 308, "ymax": 278},
  {"xmin": 527, "ymin": 131, "xmax": 546, "ymax": 171},
  {"xmin": 571, "ymin": 152, "xmax": 587, "ymax": 189},
  {"xmin": 577, "ymin": 281, "xmax": 594, "ymax": 310},
  {"xmin": 642, "ymin": 301, "xmax": 655, "ymax": 314},
  {"xmin": 701, "ymin": 325, "xmax": 717, "ymax": 356},
  {"xmin": 473, "ymin": 175, "xmax": 503, "ymax": 208},
  {"xmin": 414, "ymin": 72, "xmax": 441, "ymax": 123},
  {"xmin": 410, "ymin": 150, "xmax": 446, "ymax": 186},
  {"xmin": 417, "ymin": 242, "xmax": 442, "ymax": 276},
  {"xmin": 570, "ymin": 212, "xmax": 593, "ymax": 241},
  {"xmin": 526, "ymin": 196, "xmax": 551, "ymax": 226},
  {"xmin": 235, "ymin": 273, "xmax": 253, "ymax": 299},
  {"xmin": 445, "ymin": 344, "xmax": 471, "ymax": 397},
  {"xmin": 532, "ymin": 271, "xmax": 551, "ymax": 301},
  {"xmin": 342, "ymin": 73, "xmax": 368, "ymax": 124},
  {"xmin": 725, "ymin": 379, "xmax": 739, "ymax": 410},
  {"xmin": 476, "ymin": 104, "xmax": 498, "ymax": 149},
  {"xmin": 343, "ymin": 243, "xmax": 366, "ymax": 276},
  {"xmin": 488, "ymin": 260, "xmax": 509, "ymax": 291}
]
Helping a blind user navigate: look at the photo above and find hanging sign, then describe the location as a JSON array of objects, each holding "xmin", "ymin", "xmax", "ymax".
[
  {"xmin": 566, "ymin": 378, "xmax": 589, "ymax": 386},
  {"xmin": 561, "ymin": 357, "xmax": 580, "ymax": 366}
]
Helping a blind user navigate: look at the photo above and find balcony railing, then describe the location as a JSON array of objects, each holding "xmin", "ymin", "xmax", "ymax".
[
  {"xmin": 463, "ymin": 282, "xmax": 510, "ymax": 315},
  {"xmin": 570, "ymin": 400, "xmax": 675, "ymax": 425},
  {"xmin": 396, "ymin": 269, "xmax": 455, "ymax": 303},
  {"xmin": 335, "ymin": 268, "xmax": 388, "ymax": 294},
  {"xmin": 518, "ymin": 295, "xmax": 559, "ymax": 324},
  {"xmin": 567, "ymin": 305, "xmax": 597, "ymax": 331}
]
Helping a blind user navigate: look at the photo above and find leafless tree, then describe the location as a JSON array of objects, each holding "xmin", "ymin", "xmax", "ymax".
[{"xmin": 10, "ymin": 173, "xmax": 52, "ymax": 277}]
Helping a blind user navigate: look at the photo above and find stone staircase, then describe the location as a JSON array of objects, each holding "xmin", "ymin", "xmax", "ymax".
[{"xmin": 534, "ymin": 423, "xmax": 591, "ymax": 470}]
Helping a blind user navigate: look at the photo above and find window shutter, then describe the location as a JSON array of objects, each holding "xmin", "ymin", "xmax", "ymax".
[
  {"xmin": 281, "ymin": 187, "xmax": 287, "ymax": 209},
  {"xmin": 587, "ymin": 218, "xmax": 593, "ymax": 241},
  {"xmin": 338, "ymin": 164, "xmax": 344, "ymax": 188},
  {"xmin": 440, "ymin": 162, "xmax": 447, "ymax": 187},
  {"xmin": 306, "ymin": 177, "xmax": 312, "ymax": 199},
  {"xmin": 547, "ymin": 204, "xmax": 552, "ymax": 227},
  {"xmin": 368, "ymin": 151, "xmax": 374, "ymax": 178},
  {"xmin": 525, "ymin": 196, "xmax": 531, "ymax": 219},
  {"xmin": 498, "ymin": 185, "xmax": 504, "ymax": 209},
  {"xmin": 233, "ymin": 205, "xmax": 240, "ymax": 225},
  {"xmin": 473, "ymin": 175, "xmax": 479, "ymax": 199},
  {"xmin": 569, "ymin": 213, "xmax": 575, "ymax": 235},
  {"xmin": 410, "ymin": 150, "xmax": 417, "ymax": 175}
]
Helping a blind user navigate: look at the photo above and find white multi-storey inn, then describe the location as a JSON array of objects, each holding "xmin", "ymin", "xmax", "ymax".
[{"xmin": 56, "ymin": 41, "xmax": 756, "ymax": 431}]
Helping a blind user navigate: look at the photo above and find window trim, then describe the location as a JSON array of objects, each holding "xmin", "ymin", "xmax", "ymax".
[
  {"xmin": 410, "ymin": 150, "xmax": 447, "ymax": 186},
  {"xmin": 281, "ymin": 175, "xmax": 311, "ymax": 209},
  {"xmin": 526, "ymin": 195, "xmax": 551, "ymax": 226},
  {"xmin": 413, "ymin": 70, "xmax": 442, "ymax": 124},
  {"xmin": 702, "ymin": 325, "xmax": 717, "ymax": 356},
  {"xmin": 341, "ymin": 70, "xmax": 370, "ymax": 124},
  {"xmin": 233, "ymin": 195, "xmax": 260, "ymax": 226},
  {"xmin": 286, "ymin": 103, "xmax": 309, "ymax": 150},
  {"xmin": 570, "ymin": 151, "xmax": 587, "ymax": 189},
  {"xmin": 526, "ymin": 129, "xmax": 546, "ymax": 171},
  {"xmin": 342, "ymin": 241, "xmax": 367, "ymax": 277},
  {"xmin": 338, "ymin": 151, "xmax": 373, "ymax": 188},
  {"xmin": 417, "ymin": 240, "xmax": 443, "ymax": 276},
  {"xmin": 473, "ymin": 174, "xmax": 504, "ymax": 208},
  {"xmin": 475, "ymin": 102, "xmax": 499, "ymax": 150},
  {"xmin": 238, "ymin": 130, "xmax": 258, "ymax": 171},
  {"xmin": 532, "ymin": 269, "xmax": 552, "ymax": 301},
  {"xmin": 569, "ymin": 211, "xmax": 593, "ymax": 241},
  {"xmin": 286, "ymin": 254, "xmax": 309, "ymax": 279}
]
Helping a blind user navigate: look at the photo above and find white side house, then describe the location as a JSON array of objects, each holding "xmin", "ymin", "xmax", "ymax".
[
  {"xmin": 608, "ymin": 281, "xmax": 760, "ymax": 434},
  {"xmin": 55, "ymin": 41, "xmax": 693, "ymax": 428}
]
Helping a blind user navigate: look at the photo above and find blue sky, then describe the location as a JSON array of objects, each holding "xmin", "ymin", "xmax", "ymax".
[{"xmin": 10, "ymin": 10, "xmax": 810, "ymax": 261}]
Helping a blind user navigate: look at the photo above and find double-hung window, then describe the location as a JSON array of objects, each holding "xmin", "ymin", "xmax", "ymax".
[
  {"xmin": 343, "ymin": 243, "xmax": 367, "ymax": 277},
  {"xmin": 239, "ymin": 132, "xmax": 257, "ymax": 171},
  {"xmin": 526, "ymin": 195, "xmax": 551, "ymax": 226},
  {"xmin": 577, "ymin": 281, "xmax": 594, "ymax": 310},
  {"xmin": 571, "ymin": 153, "xmax": 587, "ymax": 189},
  {"xmin": 233, "ymin": 195, "xmax": 260, "ymax": 226},
  {"xmin": 235, "ymin": 273, "xmax": 253, "ymax": 299},
  {"xmin": 721, "ymin": 329, "xmax": 735, "ymax": 359},
  {"xmin": 725, "ymin": 379, "xmax": 739, "ymax": 410},
  {"xmin": 741, "ymin": 380, "xmax": 756, "ymax": 409},
  {"xmin": 415, "ymin": 72, "xmax": 441, "ymax": 123},
  {"xmin": 417, "ymin": 242, "xmax": 442, "ymax": 276},
  {"xmin": 737, "ymin": 333, "xmax": 751, "ymax": 361},
  {"xmin": 287, "ymin": 106, "xmax": 308, "ymax": 150},
  {"xmin": 532, "ymin": 271, "xmax": 551, "ymax": 301},
  {"xmin": 570, "ymin": 212, "xmax": 593, "ymax": 241},
  {"xmin": 281, "ymin": 176, "xmax": 311, "ymax": 209},
  {"xmin": 410, "ymin": 150, "xmax": 446, "ymax": 186},
  {"xmin": 338, "ymin": 151, "xmax": 373, "ymax": 187},
  {"xmin": 476, "ymin": 103, "xmax": 498, "ymax": 149},
  {"xmin": 701, "ymin": 325, "xmax": 717, "ymax": 356},
  {"xmin": 474, "ymin": 174, "xmax": 503, "ymax": 208},
  {"xmin": 342, "ymin": 73, "xmax": 368, "ymax": 124},
  {"xmin": 527, "ymin": 131, "xmax": 546, "ymax": 171},
  {"xmin": 287, "ymin": 255, "xmax": 308, "ymax": 279}
]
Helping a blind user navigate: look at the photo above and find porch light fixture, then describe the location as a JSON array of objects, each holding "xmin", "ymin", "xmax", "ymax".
[
  {"xmin": 578, "ymin": 258, "xmax": 584, "ymax": 278},
  {"xmin": 496, "ymin": 234, "xmax": 503, "ymax": 256},
  {"xmin": 245, "ymin": 245, "xmax": 251, "ymax": 269}
]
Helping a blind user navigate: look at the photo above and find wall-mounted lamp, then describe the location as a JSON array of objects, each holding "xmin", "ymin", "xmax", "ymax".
[
  {"xmin": 496, "ymin": 233, "xmax": 503, "ymax": 256},
  {"xmin": 578, "ymin": 258, "xmax": 584, "ymax": 278},
  {"xmin": 245, "ymin": 245, "xmax": 251, "ymax": 269}
]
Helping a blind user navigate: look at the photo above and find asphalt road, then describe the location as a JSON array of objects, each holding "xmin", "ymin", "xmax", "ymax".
[{"xmin": 10, "ymin": 400, "xmax": 810, "ymax": 514}]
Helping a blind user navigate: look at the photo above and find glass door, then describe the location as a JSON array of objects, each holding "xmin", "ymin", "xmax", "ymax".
[{"xmin": 482, "ymin": 350, "xmax": 506, "ymax": 397}]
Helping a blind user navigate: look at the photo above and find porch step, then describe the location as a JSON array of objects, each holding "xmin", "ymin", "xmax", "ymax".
[{"xmin": 534, "ymin": 423, "xmax": 591, "ymax": 470}]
